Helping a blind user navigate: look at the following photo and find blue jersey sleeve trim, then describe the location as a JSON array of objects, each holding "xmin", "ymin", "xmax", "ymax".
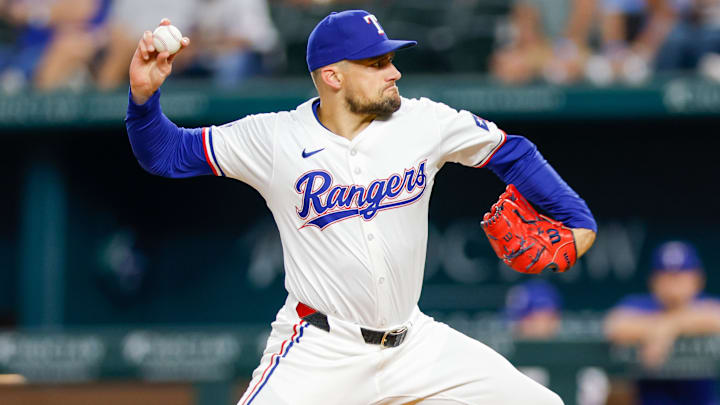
[
  {"xmin": 125, "ymin": 88, "xmax": 213, "ymax": 178},
  {"xmin": 485, "ymin": 135, "xmax": 597, "ymax": 231}
]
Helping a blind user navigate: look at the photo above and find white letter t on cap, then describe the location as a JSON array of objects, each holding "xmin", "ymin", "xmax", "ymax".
[{"xmin": 364, "ymin": 14, "xmax": 385, "ymax": 35}]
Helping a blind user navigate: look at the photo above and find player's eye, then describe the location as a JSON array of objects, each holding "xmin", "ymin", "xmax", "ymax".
[{"xmin": 371, "ymin": 58, "xmax": 391, "ymax": 68}]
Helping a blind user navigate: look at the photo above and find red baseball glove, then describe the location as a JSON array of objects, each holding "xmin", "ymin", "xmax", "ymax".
[{"xmin": 481, "ymin": 184, "xmax": 577, "ymax": 274}]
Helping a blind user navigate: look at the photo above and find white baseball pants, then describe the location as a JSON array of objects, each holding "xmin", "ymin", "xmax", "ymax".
[{"xmin": 238, "ymin": 295, "xmax": 563, "ymax": 405}]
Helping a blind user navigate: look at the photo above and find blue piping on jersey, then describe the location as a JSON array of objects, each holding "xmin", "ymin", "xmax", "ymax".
[
  {"xmin": 246, "ymin": 322, "xmax": 309, "ymax": 404},
  {"xmin": 207, "ymin": 127, "xmax": 226, "ymax": 177},
  {"xmin": 312, "ymin": 99, "xmax": 332, "ymax": 131}
]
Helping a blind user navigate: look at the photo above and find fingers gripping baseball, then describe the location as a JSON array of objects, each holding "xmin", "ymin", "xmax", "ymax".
[
  {"xmin": 481, "ymin": 185, "xmax": 577, "ymax": 274},
  {"xmin": 129, "ymin": 19, "xmax": 190, "ymax": 104}
]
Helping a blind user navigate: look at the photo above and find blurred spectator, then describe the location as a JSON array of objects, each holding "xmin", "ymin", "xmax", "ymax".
[
  {"xmin": 180, "ymin": 0, "xmax": 280, "ymax": 87},
  {"xmin": 696, "ymin": 0, "xmax": 720, "ymax": 81},
  {"xmin": 492, "ymin": 0, "xmax": 720, "ymax": 84},
  {"xmin": 505, "ymin": 279, "xmax": 562, "ymax": 339},
  {"xmin": 490, "ymin": 0, "xmax": 598, "ymax": 85},
  {"xmin": 0, "ymin": 2, "xmax": 15, "ymax": 73},
  {"xmin": 588, "ymin": 0, "xmax": 682, "ymax": 84},
  {"xmin": 97, "ymin": 0, "xmax": 279, "ymax": 90},
  {"xmin": 656, "ymin": 0, "xmax": 720, "ymax": 79},
  {"xmin": 278, "ymin": 0, "xmax": 363, "ymax": 6},
  {"xmin": 95, "ymin": 0, "xmax": 195, "ymax": 90},
  {"xmin": 0, "ymin": 0, "xmax": 111, "ymax": 92},
  {"xmin": 604, "ymin": 241, "xmax": 720, "ymax": 405},
  {"xmin": 589, "ymin": 0, "xmax": 720, "ymax": 83}
]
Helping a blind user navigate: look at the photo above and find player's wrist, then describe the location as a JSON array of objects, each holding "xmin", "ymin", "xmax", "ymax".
[
  {"xmin": 130, "ymin": 85, "xmax": 156, "ymax": 105},
  {"xmin": 127, "ymin": 87, "xmax": 161, "ymax": 120},
  {"xmin": 572, "ymin": 228, "xmax": 596, "ymax": 258}
]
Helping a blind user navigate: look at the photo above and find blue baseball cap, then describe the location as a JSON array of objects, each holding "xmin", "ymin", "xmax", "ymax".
[
  {"xmin": 505, "ymin": 280, "xmax": 561, "ymax": 321},
  {"xmin": 651, "ymin": 241, "xmax": 703, "ymax": 273},
  {"xmin": 306, "ymin": 10, "xmax": 417, "ymax": 72}
]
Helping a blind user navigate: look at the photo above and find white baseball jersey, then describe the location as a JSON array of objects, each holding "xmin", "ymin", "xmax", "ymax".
[{"xmin": 202, "ymin": 97, "xmax": 506, "ymax": 329}]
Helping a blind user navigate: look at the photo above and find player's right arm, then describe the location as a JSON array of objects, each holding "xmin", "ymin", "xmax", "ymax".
[
  {"xmin": 125, "ymin": 19, "xmax": 215, "ymax": 178},
  {"xmin": 125, "ymin": 19, "xmax": 277, "ymax": 193}
]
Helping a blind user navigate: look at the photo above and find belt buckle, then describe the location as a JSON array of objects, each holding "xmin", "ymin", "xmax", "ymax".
[{"xmin": 380, "ymin": 326, "xmax": 408, "ymax": 348}]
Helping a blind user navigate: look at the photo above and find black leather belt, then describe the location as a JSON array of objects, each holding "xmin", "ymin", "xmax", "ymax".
[{"xmin": 296, "ymin": 303, "xmax": 408, "ymax": 348}]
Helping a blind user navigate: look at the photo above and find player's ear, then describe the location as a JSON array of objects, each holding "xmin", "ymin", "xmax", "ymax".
[{"xmin": 320, "ymin": 65, "xmax": 343, "ymax": 90}]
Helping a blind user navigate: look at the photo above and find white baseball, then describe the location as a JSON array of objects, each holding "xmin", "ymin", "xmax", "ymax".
[{"xmin": 152, "ymin": 25, "xmax": 183, "ymax": 55}]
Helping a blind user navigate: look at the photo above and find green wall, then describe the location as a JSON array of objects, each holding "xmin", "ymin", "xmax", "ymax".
[{"xmin": 1, "ymin": 86, "xmax": 719, "ymax": 327}]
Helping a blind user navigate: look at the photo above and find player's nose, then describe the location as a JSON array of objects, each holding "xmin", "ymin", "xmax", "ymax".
[{"xmin": 388, "ymin": 63, "xmax": 401, "ymax": 82}]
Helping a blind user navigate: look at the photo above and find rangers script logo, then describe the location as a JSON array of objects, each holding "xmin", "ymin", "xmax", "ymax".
[{"xmin": 295, "ymin": 161, "xmax": 427, "ymax": 229}]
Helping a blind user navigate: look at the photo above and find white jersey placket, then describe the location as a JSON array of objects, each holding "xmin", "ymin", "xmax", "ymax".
[{"xmin": 346, "ymin": 129, "xmax": 393, "ymax": 328}]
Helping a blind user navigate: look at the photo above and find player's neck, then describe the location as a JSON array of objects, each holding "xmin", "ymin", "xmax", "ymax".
[{"xmin": 317, "ymin": 101, "xmax": 376, "ymax": 141}]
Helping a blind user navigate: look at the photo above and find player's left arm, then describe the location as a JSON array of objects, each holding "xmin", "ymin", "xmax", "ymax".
[
  {"xmin": 428, "ymin": 102, "xmax": 596, "ymax": 258},
  {"xmin": 485, "ymin": 134, "xmax": 597, "ymax": 257}
]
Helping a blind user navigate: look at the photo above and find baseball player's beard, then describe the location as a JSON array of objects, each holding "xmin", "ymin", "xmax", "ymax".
[{"xmin": 344, "ymin": 90, "xmax": 401, "ymax": 116}]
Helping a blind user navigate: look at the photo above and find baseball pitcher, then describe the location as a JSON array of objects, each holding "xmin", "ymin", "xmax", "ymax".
[{"xmin": 126, "ymin": 10, "xmax": 597, "ymax": 405}]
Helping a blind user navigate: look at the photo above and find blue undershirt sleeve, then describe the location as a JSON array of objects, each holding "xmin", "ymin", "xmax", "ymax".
[
  {"xmin": 485, "ymin": 135, "xmax": 597, "ymax": 231},
  {"xmin": 125, "ymin": 88, "xmax": 212, "ymax": 178}
]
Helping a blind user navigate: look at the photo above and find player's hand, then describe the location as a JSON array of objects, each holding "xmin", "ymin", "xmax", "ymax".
[
  {"xmin": 129, "ymin": 18, "xmax": 190, "ymax": 105},
  {"xmin": 640, "ymin": 317, "xmax": 678, "ymax": 369},
  {"xmin": 481, "ymin": 184, "xmax": 578, "ymax": 274}
]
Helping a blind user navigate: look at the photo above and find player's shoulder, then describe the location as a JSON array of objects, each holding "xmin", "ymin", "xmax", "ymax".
[
  {"xmin": 213, "ymin": 105, "xmax": 299, "ymax": 135},
  {"xmin": 215, "ymin": 111, "xmax": 280, "ymax": 129},
  {"xmin": 614, "ymin": 294, "xmax": 661, "ymax": 312},
  {"xmin": 288, "ymin": 98, "xmax": 316, "ymax": 118},
  {"xmin": 695, "ymin": 293, "xmax": 720, "ymax": 305},
  {"xmin": 399, "ymin": 96, "xmax": 457, "ymax": 114},
  {"xmin": 280, "ymin": 97, "xmax": 321, "ymax": 128}
]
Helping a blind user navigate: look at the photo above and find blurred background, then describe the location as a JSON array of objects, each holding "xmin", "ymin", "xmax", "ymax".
[{"xmin": 1, "ymin": 0, "xmax": 720, "ymax": 404}]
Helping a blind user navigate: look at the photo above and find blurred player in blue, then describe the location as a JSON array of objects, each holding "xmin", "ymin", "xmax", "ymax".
[
  {"xmin": 506, "ymin": 279, "xmax": 562, "ymax": 339},
  {"xmin": 605, "ymin": 241, "xmax": 720, "ymax": 405},
  {"xmin": 504, "ymin": 280, "xmax": 562, "ymax": 389}
]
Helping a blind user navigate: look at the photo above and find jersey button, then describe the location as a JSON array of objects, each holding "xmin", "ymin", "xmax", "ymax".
[
  {"xmin": 354, "ymin": 167, "xmax": 361, "ymax": 174},
  {"xmin": 380, "ymin": 319, "xmax": 387, "ymax": 326},
  {"xmin": 367, "ymin": 233, "xmax": 374, "ymax": 241},
  {"xmin": 350, "ymin": 149, "xmax": 357, "ymax": 156},
  {"xmin": 378, "ymin": 277, "xmax": 385, "ymax": 284}
]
